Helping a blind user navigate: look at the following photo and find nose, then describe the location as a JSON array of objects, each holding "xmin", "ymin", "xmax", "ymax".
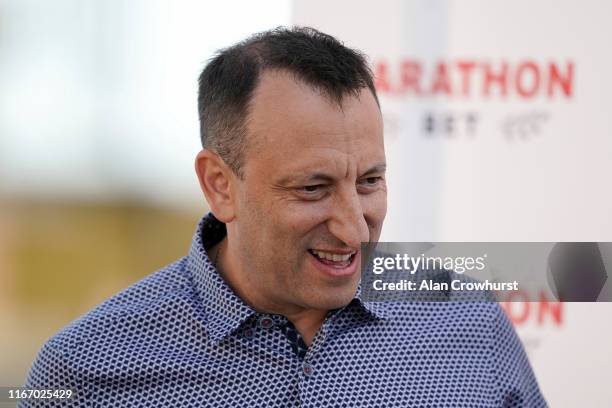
[{"xmin": 326, "ymin": 185, "xmax": 369, "ymax": 250}]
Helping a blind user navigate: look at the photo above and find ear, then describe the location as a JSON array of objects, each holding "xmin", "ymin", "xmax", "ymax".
[{"xmin": 195, "ymin": 149, "xmax": 237, "ymax": 223}]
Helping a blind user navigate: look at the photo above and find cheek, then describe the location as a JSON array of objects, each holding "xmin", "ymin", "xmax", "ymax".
[
  {"xmin": 362, "ymin": 191, "xmax": 387, "ymax": 226},
  {"xmin": 363, "ymin": 191, "xmax": 387, "ymax": 241},
  {"xmin": 277, "ymin": 201, "xmax": 330, "ymax": 234}
]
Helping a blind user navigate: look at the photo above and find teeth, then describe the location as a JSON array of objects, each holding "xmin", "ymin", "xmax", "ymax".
[{"xmin": 311, "ymin": 250, "xmax": 354, "ymax": 262}]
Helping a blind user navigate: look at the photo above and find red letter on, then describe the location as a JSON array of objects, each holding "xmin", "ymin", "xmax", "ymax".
[
  {"xmin": 400, "ymin": 60, "xmax": 422, "ymax": 96},
  {"xmin": 430, "ymin": 62, "xmax": 452, "ymax": 96},
  {"xmin": 482, "ymin": 61, "xmax": 508, "ymax": 98},
  {"xmin": 515, "ymin": 61, "xmax": 541, "ymax": 99},
  {"xmin": 374, "ymin": 61, "xmax": 392, "ymax": 94},
  {"xmin": 548, "ymin": 61, "xmax": 574, "ymax": 98},
  {"xmin": 456, "ymin": 60, "xmax": 475, "ymax": 97},
  {"xmin": 537, "ymin": 292, "xmax": 563, "ymax": 326}
]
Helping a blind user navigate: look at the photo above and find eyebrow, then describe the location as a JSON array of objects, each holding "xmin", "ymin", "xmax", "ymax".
[
  {"xmin": 361, "ymin": 163, "xmax": 387, "ymax": 176},
  {"xmin": 278, "ymin": 163, "xmax": 386, "ymax": 185}
]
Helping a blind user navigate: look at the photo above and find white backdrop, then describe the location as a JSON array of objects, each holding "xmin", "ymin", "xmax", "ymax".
[{"xmin": 293, "ymin": 1, "xmax": 612, "ymax": 406}]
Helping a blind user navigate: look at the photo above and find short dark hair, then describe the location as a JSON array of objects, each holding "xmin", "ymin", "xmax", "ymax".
[{"xmin": 197, "ymin": 26, "xmax": 379, "ymax": 178}]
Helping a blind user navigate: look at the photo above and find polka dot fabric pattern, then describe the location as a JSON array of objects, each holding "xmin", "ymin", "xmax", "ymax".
[{"xmin": 21, "ymin": 213, "xmax": 547, "ymax": 407}]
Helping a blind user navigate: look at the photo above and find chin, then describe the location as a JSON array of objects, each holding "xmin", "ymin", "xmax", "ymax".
[{"xmin": 308, "ymin": 284, "xmax": 358, "ymax": 311}]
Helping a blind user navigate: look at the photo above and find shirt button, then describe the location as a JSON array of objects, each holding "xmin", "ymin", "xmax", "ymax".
[
  {"xmin": 258, "ymin": 316, "xmax": 274, "ymax": 329},
  {"xmin": 302, "ymin": 361, "xmax": 314, "ymax": 377},
  {"xmin": 242, "ymin": 328, "xmax": 254, "ymax": 339}
]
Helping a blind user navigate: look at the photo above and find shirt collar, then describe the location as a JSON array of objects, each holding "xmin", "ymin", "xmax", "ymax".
[
  {"xmin": 187, "ymin": 213, "xmax": 256, "ymax": 344},
  {"xmin": 354, "ymin": 284, "xmax": 396, "ymax": 320},
  {"xmin": 187, "ymin": 213, "xmax": 393, "ymax": 344}
]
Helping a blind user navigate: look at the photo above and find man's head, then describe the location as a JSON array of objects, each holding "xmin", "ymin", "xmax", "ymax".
[{"xmin": 195, "ymin": 27, "xmax": 386, "ymax": 314}]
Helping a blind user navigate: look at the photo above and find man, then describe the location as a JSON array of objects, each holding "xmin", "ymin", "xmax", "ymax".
[{"xmin": 22, "ymin": 27, "xmax": 546, "ymax": 407}]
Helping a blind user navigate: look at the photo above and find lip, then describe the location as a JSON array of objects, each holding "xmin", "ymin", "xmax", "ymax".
[
  {"xmin": 310, "ymin": 248, "xmax": 356, "ymax": 255},
  {"xmin": 308, "ymin": 248, "xmax": 360, "ymax": 278}
]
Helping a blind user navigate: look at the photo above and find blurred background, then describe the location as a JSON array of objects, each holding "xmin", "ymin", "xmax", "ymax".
[
  {"xmin": 2, "ymin": 1, "xmax": 612, "ymax": 407},
  {"xmin": 0, "ymin": 0, "xmax": 290, "ymax": 395}
]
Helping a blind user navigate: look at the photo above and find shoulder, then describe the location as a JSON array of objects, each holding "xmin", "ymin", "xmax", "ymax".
[
  {"xmin": 22, "ymin": 257, "xmax": 203, "ymax": 402},
  {"xmin": 32, "ymin": 257, "xmax": 197, "ymax": 367}
]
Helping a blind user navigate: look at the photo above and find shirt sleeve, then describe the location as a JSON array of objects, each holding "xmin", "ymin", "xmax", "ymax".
[
  {"xmin": 491, "ymin": 303, "xmax": 548, "ymax": 407},
  {"xmin": 18, "ymin": 340, "xmax": 88, "ymax": 408}
]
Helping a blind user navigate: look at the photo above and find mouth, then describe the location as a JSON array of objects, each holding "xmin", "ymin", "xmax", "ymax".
[{"xmin": 308, "ymin": 248, "xmax": 359, "ymax": 277}]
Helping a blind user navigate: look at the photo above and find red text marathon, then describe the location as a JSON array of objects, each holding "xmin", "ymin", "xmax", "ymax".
[{"xmin": 374, "ymin": 59, "xmax": 574, "ymax": 100}]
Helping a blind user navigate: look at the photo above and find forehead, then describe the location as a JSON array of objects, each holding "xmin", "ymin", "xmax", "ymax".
[{"xmin": 244, "ymin": 70, "xmax": 384, "ymax": 174}]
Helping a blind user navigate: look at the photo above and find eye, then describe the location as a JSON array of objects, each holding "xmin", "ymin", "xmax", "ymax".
[
  {"xmin": 360, "ymin": 176, "xmax": 383, "ymax": 186},
  {"xmin": 357, "ymin": 176, "xmax": 384, "ymax": 193},
  {"xmin": 295, "ymin": 184, "xmax": 328, "ymax": 199},
  {"xmin": 364, "ymin": 177, "xmax": 382, "ymax": 185},
  {"xmin": 302, "ymin": 184, "xmax": 322, "ymax": 193}
]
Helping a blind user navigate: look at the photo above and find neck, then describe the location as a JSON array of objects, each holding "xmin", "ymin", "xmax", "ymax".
[{"xmin": 209, "ymin": 238, "xmax": 327, "ymax": 346}]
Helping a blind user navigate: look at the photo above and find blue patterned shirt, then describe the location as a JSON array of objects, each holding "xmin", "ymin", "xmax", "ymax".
[{"xmin": 21, "ymin": 213, "xmax": 547, "ymax": 407}]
